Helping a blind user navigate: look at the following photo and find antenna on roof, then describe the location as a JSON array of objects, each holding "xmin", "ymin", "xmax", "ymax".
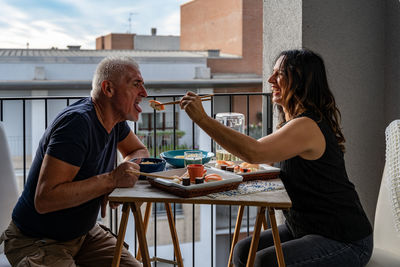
[{"xmin": 128, "ymin": 12, "xmax": 138, "ymax": 33}]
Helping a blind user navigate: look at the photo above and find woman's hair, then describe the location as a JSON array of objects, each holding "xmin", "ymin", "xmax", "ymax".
[
  {"xmin": 275, "ymin": 49, "xmax": 346, "ymax": 152},
  {"xmin": 91, "ymin": 56, "xmax": 139, "ymax": 97}
]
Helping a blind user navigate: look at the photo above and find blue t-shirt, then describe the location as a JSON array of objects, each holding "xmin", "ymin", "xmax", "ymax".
[{"xmin": 12, "ymin": 97, "xmax": 131, "ymax": 241}]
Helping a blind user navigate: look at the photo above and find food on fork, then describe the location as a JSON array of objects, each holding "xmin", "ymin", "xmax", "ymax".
[{"xmin": 149, "ymin": 100, "xmax": 165, "ymax": 111}]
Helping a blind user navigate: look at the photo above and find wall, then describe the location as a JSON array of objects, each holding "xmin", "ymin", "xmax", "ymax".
[
  {"xmin": 134, "ymin": 35, "xmax": 180, "ymax": 50},
  {"xmin": 384, "ymin": 0, "xmax": 400, "ymax": 125},
  {"xmin": 95, "ymin": 36, "xmax": 104, "ymax": 50},
  {"xmin": 0, "ymin": 59, "xmax": 207, "ymax": 81},
  {"xmin": 96, "ymin": 33, "xmax": 134, "ymax": 50},
  {"xmin": 262, "ymin": 0, "xmax": 302, "ymax": 82},
  {"xmin": 262, "ymin": 0, "xmax": 302, "ymax": 140},
  {"xmin": 302, "ymin": 0, "xmax": 386, "ymax": 224},
  {"xmin": 180, "ymin": 0, "xmax": 242, "ymax": 55},
  {"xmin": 0, "ymin": 63, "xmax": 97, "ymax": 80},
  {"xmin": 96, "ymin": 34, "xmax": 180, "ymax": 51},
  {"xmin": 207, "ymin": 0, "xmax": 263, "ymax": 75},
  {"xmin": 181, "ymin": 0, "xmax": 263, "ymax": 75},
  {"xmin": 263, "ymin": 0, "xmax": 400, "ymax": 224}
]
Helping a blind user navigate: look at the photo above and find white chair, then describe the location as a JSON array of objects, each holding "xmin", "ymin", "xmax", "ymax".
[
  {"xmin": 0, "ymin": 122, "xmax": 18, "ymax": 267},
  {"xmin": 367, "ymin": 120, "xmax": 400, "ymax": 266}
]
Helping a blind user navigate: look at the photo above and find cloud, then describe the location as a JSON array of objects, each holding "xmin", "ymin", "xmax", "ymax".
[
  {"xmin": 0, "ymin": 0, "xmax": 190, "ymax": 49},
  {"xmin": 156, "ymin": 10, "xmax": 181, "ymax": 35}
]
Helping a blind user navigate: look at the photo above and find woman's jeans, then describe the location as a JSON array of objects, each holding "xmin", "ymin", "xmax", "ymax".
[{"xmin": 233, "ymin": 224, "xmax": 373, "ymax": 267}]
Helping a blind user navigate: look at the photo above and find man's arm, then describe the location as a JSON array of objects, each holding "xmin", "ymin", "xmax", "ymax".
[
  {"xmin": 34, "ymin": 154, "xmax": 139, "ymax": 214},
  {"xmin": 100, "ymin": 130, "xmax": 149, "ymax": 217},
  {"xmin": 118, "ymin": 130, "xmax": 149, "ymax": 161}
]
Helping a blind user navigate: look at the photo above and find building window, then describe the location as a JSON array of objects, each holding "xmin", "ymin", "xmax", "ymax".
[
  {"xmin": 139, "ymin": 112, "xmax": 177, "ymax": 131},
  {"xmin": 153, "ymin": 202, "xmax": 183, "ymax": 216}
]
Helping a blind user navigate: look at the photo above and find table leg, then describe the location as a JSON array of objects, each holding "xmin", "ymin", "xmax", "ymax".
[
  {"xmin": 131, "ymin": 202, "xmax": 151, "ymax": 267},
  {"xmin": 165, "ymin": 203, "xmax": 184, "ymax": 266},
  {"xmin": 268, "ymin": 208, "xmax": 285, "ymax": 267},
  {"xmin": 246, "ymin": 206, "xmax": 265, "ymax": 267},
  {"xmin": 112, "ymin": 203, "xmax": 131, "ymax": 267},
  {"xmin": 136, "ymin": 202, "xmax": 152, "ymax": 261},
  {"xmin": 227, "ymin": 205, "xmax": 245, "ymax": 267},
  {"xmin": 262, "ymin": 209, "xmax": 269, "ymax": 230}
]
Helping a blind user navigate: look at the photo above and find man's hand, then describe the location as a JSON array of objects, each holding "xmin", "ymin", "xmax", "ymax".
[
  {"xmin": 101, "ymin": 161, "xmax": 139, "ymax": 218},
  {"xmin": 101, "ymin": 194, "xmax": 121, "ymax": 218},
  {"xmin": 111, "ymin": 161, "xmax": 140, "ymax": 188}
]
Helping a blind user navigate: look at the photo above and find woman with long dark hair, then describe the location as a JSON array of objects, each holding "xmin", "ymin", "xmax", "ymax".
[{"xmin": 180, "ymin": 49, "xmax": 373, "ymax": 266}]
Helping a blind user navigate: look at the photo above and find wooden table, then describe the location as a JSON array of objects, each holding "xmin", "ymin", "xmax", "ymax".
[{"xmin": 109, "ymin": 179, "xmax": 291, "ymax": 267}]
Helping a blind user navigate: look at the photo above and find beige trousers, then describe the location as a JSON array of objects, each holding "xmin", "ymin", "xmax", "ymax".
[{"xmin": 0, "ymin": 221, "xmax": 141, "ymax": 267}]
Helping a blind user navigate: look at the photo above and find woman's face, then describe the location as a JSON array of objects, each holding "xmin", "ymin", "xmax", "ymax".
[{"xmin": 268, "ymin": 56, "xmax": 287, "ymax": 106}]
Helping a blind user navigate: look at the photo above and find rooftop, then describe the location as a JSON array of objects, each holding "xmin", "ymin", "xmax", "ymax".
[{"xmin": 0, "ymin": 48, "xmax": 239, "ymax": 63}]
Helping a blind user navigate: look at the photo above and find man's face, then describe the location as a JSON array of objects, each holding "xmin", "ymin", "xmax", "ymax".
[{"xmin": 112, "ymin": 66, "xmax": 147, "ymax": 122}]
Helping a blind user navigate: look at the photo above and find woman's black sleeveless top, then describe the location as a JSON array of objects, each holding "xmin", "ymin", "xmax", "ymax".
[{"xmin": 279, "ymin": 112, "xmax": 372, "ymax": 242}]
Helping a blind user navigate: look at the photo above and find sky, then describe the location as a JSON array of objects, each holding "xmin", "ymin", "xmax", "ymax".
[{"xmin": 0, "ymin": 0, "xmax": 189, "ymax": 49}]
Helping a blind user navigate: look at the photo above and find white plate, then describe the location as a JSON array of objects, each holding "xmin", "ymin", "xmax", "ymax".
[
  {"xmin": 205, "ymin": 161, "xmax": 281, "ymax": 175},
  {"xmin": 148, "ymin": 167, "xmax": 243, "ymax": 190}
]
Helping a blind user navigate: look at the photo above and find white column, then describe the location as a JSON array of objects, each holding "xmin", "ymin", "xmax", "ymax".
[
  {"xmin": 263, "ymin": 0, "xmax": 303, "ymax": 224},
  {"xmin": 262, "ymin": 0, "xmax": 302, "ymax": 135},
  {"xmin": 262, "ymin": 0, "xmax": 390, "ymax": 223}
]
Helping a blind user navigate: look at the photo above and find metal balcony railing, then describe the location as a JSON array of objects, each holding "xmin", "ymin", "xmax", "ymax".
[{"xmin": 0, "ymin": 91, "xmax": 272, "ymax": 267}]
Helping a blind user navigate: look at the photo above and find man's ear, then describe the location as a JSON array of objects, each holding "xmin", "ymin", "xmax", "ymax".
[{"xmin": 101, "ymin": 80, "xmax": 113, "ymax": 97}]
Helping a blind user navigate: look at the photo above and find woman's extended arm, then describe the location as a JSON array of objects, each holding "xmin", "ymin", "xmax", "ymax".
[{"xmin": 180, "ymin": 92, "xmax": 325, "ymax": 163}]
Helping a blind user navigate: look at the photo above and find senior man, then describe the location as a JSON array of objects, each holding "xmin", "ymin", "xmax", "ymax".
[{"xmin": 0, "ymin": 56, "xmax": 148, "ymax": 267}]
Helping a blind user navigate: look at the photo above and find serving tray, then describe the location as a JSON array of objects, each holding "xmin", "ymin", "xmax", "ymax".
[
  {"xmin": 205, "ymin": 161, "xmax": 281, "ymax": 182},
  {"xmin": 147, "ymin": 167, "xmax": 243, "ymax": 198}
]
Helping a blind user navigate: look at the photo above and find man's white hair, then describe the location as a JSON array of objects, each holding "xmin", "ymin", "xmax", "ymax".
[{"xmin": 91, "ymin": 56, "xmax": 139, "ymax": 96}]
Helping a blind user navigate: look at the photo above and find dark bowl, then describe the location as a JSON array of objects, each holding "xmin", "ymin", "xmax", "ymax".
[{"xmin": 130, "ymin": 157, "xmax": 166, "ymax": 179}]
